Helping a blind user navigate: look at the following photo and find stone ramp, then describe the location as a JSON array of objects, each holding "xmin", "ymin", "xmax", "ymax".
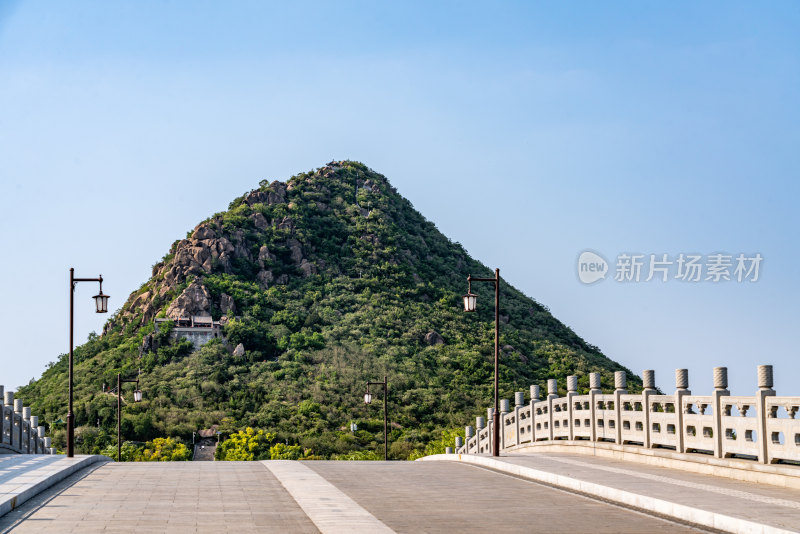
[
  {"xmin": 0, "ymin": 455, "xmax": 109, "ymax": 518},
  {"xmin": 421, "ymin": 452, "xmax": 800, "ymax": 533}
]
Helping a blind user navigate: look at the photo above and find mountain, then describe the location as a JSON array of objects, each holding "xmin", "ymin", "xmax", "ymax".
[{"xmin": 19, "ymin": 161, "xmax": 639, "ymax": 459}]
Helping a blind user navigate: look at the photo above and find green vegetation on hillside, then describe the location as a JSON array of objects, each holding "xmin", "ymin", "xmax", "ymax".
[{"xmin": 18, "ymin": 161, "xmax": 639, "ymax": 459}]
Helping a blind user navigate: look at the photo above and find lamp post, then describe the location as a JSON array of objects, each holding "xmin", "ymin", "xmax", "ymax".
[
  {"xmin": 364, "ymin": 376, "xmax": 388, "ymax": 461},
  {"xmin": 463, "ymin": 268, "xmax": 501, "ymax": 457},
  {"xmin": 68, "ymin": 268, "xmax": 109, "ymax": 457},
  {"xmin": 116, "ymin": 373, "xmax": 142, "ymax": 462}
]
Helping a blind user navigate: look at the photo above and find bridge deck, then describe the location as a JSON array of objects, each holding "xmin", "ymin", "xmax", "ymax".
[
  {"xmin": 424, "ymin": 452, "xmax": 800, "ymax": 533},
  {"xmin": 0, "ymin": 459, "xmax": 707, "ymax": 533}
]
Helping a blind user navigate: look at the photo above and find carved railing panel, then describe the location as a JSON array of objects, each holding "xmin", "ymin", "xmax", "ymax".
[{"xmin": 452, "ymin": 366, "xmax": 800, "ymax": 470}]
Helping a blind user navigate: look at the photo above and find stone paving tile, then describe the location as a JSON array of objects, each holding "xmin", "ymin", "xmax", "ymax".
[
  {"xmin": 0, "ymin": 462, "xmax": 319, "ymax": 534},
  {"xmin": 499, "ymin": 452, "xmax": 800, "ymax": 531},
  {"xmin": 307, "ymin": 461, "xmax": 708, "ymax": 533}
]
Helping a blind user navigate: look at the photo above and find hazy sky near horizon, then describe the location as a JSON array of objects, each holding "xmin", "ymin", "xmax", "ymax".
[{"xmin": 1, "ymin": 1, "xmax": 798, "ymax": 397}]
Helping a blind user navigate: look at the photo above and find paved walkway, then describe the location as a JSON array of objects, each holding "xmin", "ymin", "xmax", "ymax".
[
  {"xmin": 0, "ymin": 455, "xmax": 108, "ymax": 518},
  {"xmin": 422, "ymin": 452, "xmax": 800, "ymax": 533},
  {"xmin": 191, "ymin": 440, "xmax": 216, "ymax": 461},
  {"xmin": 0, "ymin": 459, "xmax": 710, "ymax": 533}
]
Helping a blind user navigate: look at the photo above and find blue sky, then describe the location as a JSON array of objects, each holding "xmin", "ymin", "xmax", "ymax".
[{"xmin": 1, "ymin": 1, "xmax": 798, "ymax": 396}]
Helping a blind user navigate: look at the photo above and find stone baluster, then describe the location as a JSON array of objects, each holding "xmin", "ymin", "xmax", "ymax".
[
  {"xmin": 675, "ymin": 369, "xmax": 691, "ymax": 454},
  {"xmin": 530, "ymin": 385, "xmax": 540, "ymax": 443},
  {"xmin": 465, "ymin": 426, "xmax": 474, "ymax": 453},
  {"xmin": 499, "ymin": 399, "xmax": 510, "ymax": 450},
  {"xmin": 589, "ymin": 373, "xmax": 601, "ymax": 442},
  {"xmin": 38, "ymin": 426, "xmax": 46, "ymax": 454},
  {"xmin": 487, "ymin": 407, "xmax": 496, "ymax": 453},
  {"xmin": 476, "ymin": 416, "xmax": 485, "ymax": 454},
  {"xmin": 614, "ymin": 372, "xmax": 627, "ymax": 445},
  {"xmin": 514, "ymin": 391, "xmax": 525, "ymax": 447},
  {"xmin": 455, "ymin": 436, "xmax": 463, "ymax": 454},
  {"xmin": 445, "ymin": 447, "xmax": 453, "ymax": 454},
  {"xmin": 22, "ymin": 407, "xmax": 31, "ymax": 453},
  {"xmin": 547, "ymin": 379, "xmax": 558, "ymax": 441},
  {"xmin": 566, "ymin": 376, "xmax": 578, "ymax": 440},
  {"xmin": 30, "ymin": 416, "xmax": 38, "ymax": 454},
  {"xmin": 4, "ymin": 391, "xmax": 13, "ymax": 447},
  {"xmin": 755, "ymin": 365, "xmax": 775, "ymax": 464},
  {"xmin": 642, "ymin": 370, "xmax": 656, "ymax": 448},
  {"xmin": 711, "ymin": 367, "xmax": 729, "ymax": 458},
  {"xmin": 0, "ymin": 385, "xmax": 4, "ymax": 446},
  {"xmin": 14, "ymin": 399, "xmax": 23, "ymax": 451}
]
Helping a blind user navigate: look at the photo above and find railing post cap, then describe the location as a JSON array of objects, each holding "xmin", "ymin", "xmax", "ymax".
[
  {"xmin": 589, "ymin": 372, "xmax": 601, "ymax": 391},
  {"xmin": 642, "ymin": 369, "xmax": 656, "ymax": 390},
  {"xmin": 713, "ymin": 366, "xmax": 728, "ymax": 390},
  {"xmin": 675, "ymin": 368, "xmax": 689, "ymax": 390},
  {"xmin": 757, "ymin": 364, "xmax": 774, "ymax": 389},
  {"xmin": 566, "ymin": 375, "xmax": 578, "ymax": 393},
  {"xmin": 614, "ymin": 371, "xmax": 627, "ymax": 390}
]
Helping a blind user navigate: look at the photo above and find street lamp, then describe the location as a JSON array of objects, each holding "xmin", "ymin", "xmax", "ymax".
[
  {"xmin": 68, "ymin": 268, "xmax": 109, "ymax": 457},
  {"xmin": 116, "ymin": 372, "xmax": 142, "ymax": 462},
  {"xmin": 363, "ymin": 376, "xmax": 388, "ymax": 461},
  {"xmin": 463, "ymin": 268, "xmax": 501, "ymax": 457}
]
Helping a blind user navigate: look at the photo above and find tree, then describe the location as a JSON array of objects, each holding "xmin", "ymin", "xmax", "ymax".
[
  {"xmin": 269, "ymin": 442, "xmax": 303, "ymax": 460},
  {"xmin": 216, "ymin": 427, "xmax": 275, "ymax": 461},
  {"xmin": 141, "ymin": 437, "xmax": 191, "ymax": 461}
]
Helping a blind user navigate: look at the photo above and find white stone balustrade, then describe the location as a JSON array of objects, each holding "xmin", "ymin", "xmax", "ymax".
[
  {"xmin": 455, "ymin": 365, "xmax": 800, "ymax": 467},
  {"xmin": 0, "ymin": 385, "xmax": 55, "ymax": 455}
]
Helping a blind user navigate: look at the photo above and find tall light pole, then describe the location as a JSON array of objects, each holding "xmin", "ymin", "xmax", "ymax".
[
  {"xmin": 364, "ymin": 376, "xmax": 388, "ymax": 461},
  {"xmin": 463, "ymin": 268, "xmax": 501, "ymax": 457},
  {"xmin": 116, "ymin": 373, "xmax": 142, "ymax": 462},
  {"xmin": 68, "ymin": 268, "xmax": 109, "ymax": 457}
]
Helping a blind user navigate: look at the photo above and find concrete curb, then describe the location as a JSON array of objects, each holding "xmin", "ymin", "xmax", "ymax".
[
  {"xmin": 419, "ymin": 454, "xmax": 797, "ymax": 534},
  {"xmin": 504, "ymin": 441, "xmax": 800, "ymax": 489},
  {"xmin": 0, "ymin": 455, "xmax": 110, "ymax": 518}
]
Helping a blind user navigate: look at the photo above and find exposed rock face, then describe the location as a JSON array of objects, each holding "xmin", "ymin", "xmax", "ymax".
[
  {"xmin": 192, "ymin": 225, "xmax": 217, "ymax": 240},
  {"xmin": 166, "ymin": 281, "xmax": 212, "ymax": 319},
  {"xmin": 258, "ymin": 245, "xmax": 275, "ymax": 268},
  {"xmin": 233, "ymin": 343, "xmax": 245, "ymax": 357},
  {"xmin": 276, "ymin": 216, "xmax": 294, "ymax": 232},
  {"xmin": 220, "ymin": 293, "xmax": 236, "ymax": 315},
  {"xmin": 250, "ymin": 212, "xmax": 269, "ymax": 231},
  {"xmin": 130, "ymin": 290, "xmax": 157, "ymax": 323},
  {"xmin": 244, "ymin": 181, "xmax": 287, "ymax": 206},
  {"xmin": 424, "ymin": 331, "xmax": 445, "ymax": 346},
  {"xmin": 257, "ymin": 270, "xmax": 273, "ymax": 288},
  {"xmin": 162, "ymin": 224, "xmax": 238, "ymax": 285},
  {"xmin": 109, "ymin": 168, "xmax": 370, "ymax": 332},
  {"xmin": 287, "ymin": 239, "xmax": 303, "ymax": 264},
  {"xmin": 299, "ymin": 259, "xmax": 317, "ymax": 277}
]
